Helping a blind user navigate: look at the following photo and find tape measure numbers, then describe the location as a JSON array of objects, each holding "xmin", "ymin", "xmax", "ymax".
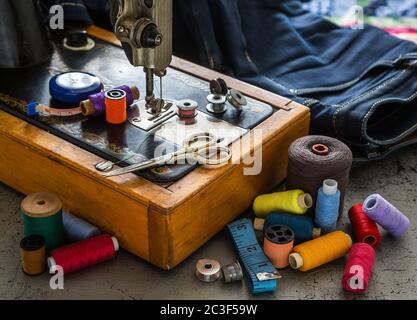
[{"xmin": 227, "ymin": 218, "xmax": 280, "ymax": 294}]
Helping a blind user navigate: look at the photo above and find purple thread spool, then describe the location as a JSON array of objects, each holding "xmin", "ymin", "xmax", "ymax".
[
  {"xmin": 80, "ymin": 85, "xmax": 140, "ymax": 117},
  {"xmin": 363, "ymin": 194, "xmax": 410, "ymax": 237}
]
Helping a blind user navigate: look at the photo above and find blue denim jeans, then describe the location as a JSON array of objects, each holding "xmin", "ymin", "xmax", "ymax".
[{"xmin": 174, "ymin": 0, "xmax": 417, "ymax": 160}]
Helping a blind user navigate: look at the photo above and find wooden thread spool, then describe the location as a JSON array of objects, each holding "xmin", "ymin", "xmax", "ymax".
[
  {"xmin": 20, "ymin": 235, "xmax": 46, "ymax": 276},
  {"xmin": 21, "ymin": 192, "xmax": 65, "ymax": 252}
]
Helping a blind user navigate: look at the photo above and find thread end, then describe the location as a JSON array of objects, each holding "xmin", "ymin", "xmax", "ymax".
[
  {"xmin": 111, "ymin": 236, "xmax": 119, "ymax": 252},
  {"xmin": 80, "ymin": 100, "xmax": 94, "ymax": 116},
  {"xmin": 130, "ymin": 86, "xmax": 140, "ymax": 101},
  {"xmin": 323, "ymin": 179, "xmax": 338, "ymax": 196},
  {"xmin": 289, "ymin": 252, "xmax": 303, "ymax": 269},
  {"xmin": 298, "ymin": 193, "xmax": 313, "ymax": 209},
  {"xmin": 345, "ymin": 233, "xmax": 353, "ymax": 247},
  {"xmin": 47, "ymin": 257, "xmax": 56, "ymax": 271},
  {"xmin": 253, "ymin": 218, "xmax": 265, "ymax": 231},
  {"xmin": 312, "ymin": 227, "xmax": 321, "ymax": 239}
]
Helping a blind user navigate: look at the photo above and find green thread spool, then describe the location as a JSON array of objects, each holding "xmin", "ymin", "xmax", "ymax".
[{"xmin": 21, "ymin": 192, "xmax": 65, "ymax": 252}]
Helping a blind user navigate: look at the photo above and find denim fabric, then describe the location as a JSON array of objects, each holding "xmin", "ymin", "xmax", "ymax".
[
  {"xmin": 300, "ymin": 0, "xmax": 417, "ymax": 18},
  {"xmin": 300, "ymin": 0, "xmax": 358, "ymax": 16},
  {"xmin": 174, "ymin": 0, "xmax": 417, "ymax": 158},
  {"xmin": 364, "ymin": 0, "xmax": 417, "ymax": 17}
]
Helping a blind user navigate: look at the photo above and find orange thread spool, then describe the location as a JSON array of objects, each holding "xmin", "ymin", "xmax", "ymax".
[
  {"xmin": 105, "ymin": 89, "xmax": 127, "ymax": 124},
  {"xmin": 263, "ymin": 225, "xmax": 295, "ymax": 269}
]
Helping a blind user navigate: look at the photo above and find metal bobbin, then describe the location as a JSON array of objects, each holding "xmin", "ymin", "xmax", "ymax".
[
  {"xmin": 206, "ymin": 94, "xmax": 227, "ymax": 114},
  {"xmin": 227, "ymin": 89, "xmax": 247, "ymax": 110},
  {"xmin": 195, "ymin": 258, "xmax": 221, "ymax": 283},
  {"xmin": 177, "ymin": 99, "xmax": 198, "ymax": 125},
  {"xmin": 210, "ymin": 78, "xmax": 228, "ymax": 95},
  {"xmin": 222, "ymin": 260, "xmax": 243, "ymax": 283}
]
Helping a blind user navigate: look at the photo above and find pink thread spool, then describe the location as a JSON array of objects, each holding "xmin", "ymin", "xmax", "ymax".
[{"xmin": 342, "ymin": 243, "xmax": 375, "ymax": 294}]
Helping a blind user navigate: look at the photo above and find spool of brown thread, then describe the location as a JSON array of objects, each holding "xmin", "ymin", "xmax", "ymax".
[
  {"xmin": 286, "ymin": 136, "xmax": 352, "ymax": 217},
  {"xmin": 20, "ymin": 235, "xmax": 46, "ymax": 276}
]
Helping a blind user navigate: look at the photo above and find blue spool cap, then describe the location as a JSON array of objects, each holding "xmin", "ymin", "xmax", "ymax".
[
  {"xmin": 26, "ymin": 102, "xmax": 40, "ymax": 117},
  {"xmin": 49, "ymin": 72, "xmax": 102, "ymax": 104}
]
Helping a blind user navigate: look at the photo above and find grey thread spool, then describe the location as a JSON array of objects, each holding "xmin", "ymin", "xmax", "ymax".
[
  {"xmin": 287, "ymin": 136, "xmax": 352, "ymax": 218},
  {"xmin": 222, "ymin": 260, "xmax": 243, "ymax": 283},
  {"xmin": 62, "ymin": 212, "xmax": 101, "ymax": 243}
]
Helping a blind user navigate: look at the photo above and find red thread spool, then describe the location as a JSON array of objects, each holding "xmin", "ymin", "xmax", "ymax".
[
  {"xmin": 105, "ymin": 89, "xmax": 127, "ymax": 124},
  {"xmin": 342, "ymin": 243, "xmax": 375, "ymax": 294},
  {"xmin": 348, "ymin": 203, "xmax": 381, "ymax": 249},
  {"xmin": 48, "ymin": 234, "xmax": 119, "ymax": 274}
]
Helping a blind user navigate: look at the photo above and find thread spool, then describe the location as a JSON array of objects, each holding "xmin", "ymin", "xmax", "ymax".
[
  {"xmin": 348, "ymin": 204, "xmax": 381, "ymax": 249},
  {"xmin": 315, "ymin": 179, "xmax": 341, "ymax": 234},
  {"xmin": 255, "ymin": 212, "xmax": 321, "ymax": 243},
  {"xmin": 289, "ymin": 231, "xmax": 352, "ymax": 272},
  {"xmin": 263, "ymin": 225, "xmax": 295, "ymax": 269},
  {"xmin": 20, "ymin": 235, "xmax": 46, "ymax": 276},
  {"xmin": 80, "ymin": 85, "xmax": 140, "ymax": 117},
  {"xmin": 363, "ymin": 194, "xmax": 410, "ymax": 237},
  {"xmin": 62, "ymin": 212, "xmax": 101, "ymax": 243},
  {"xmin": 342, "ymin": 243, "xmax": 375, "ymax": 294},
  {"xmin": 21, "ymin": 192, "xmax": 65, "ymax": 252},
  {"xmin": 48, "ymin": 234, "xmax": 119, "ymax": 274},
  {"xmin": 253, "ymin": 190, "xmax": 313, "ymax": 218},
  {"xmin": 287, "ymin": 136, "xmax": 352, "ymax": 217},
  {"xmin": 105, "ymin": 89, "xmax": 127, "ymax": 124}
]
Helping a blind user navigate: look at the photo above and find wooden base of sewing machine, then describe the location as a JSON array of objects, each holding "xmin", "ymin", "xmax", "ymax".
[{"xmin": 0, "ymin": 27, "xmax": 309, "ymax": 269}]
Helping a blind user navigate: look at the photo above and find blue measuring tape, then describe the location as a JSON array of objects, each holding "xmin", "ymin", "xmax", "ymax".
[{"xmin": 227, "ymin": 218, "xmax": 279, "ymax": 294}]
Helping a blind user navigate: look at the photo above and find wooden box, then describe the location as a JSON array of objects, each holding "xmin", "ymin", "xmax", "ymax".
[{"xmin": 0, "ymin": 28, "xmax": 310, "ymax": 269}]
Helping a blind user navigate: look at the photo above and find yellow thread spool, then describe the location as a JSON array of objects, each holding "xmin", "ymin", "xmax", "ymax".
[
  {"xmin": 20, "ymin": 235, "xmax": 46, "ymax": 276},
  {"xmin": 289, "ymin": 231, "xmax": 352, "ymax": 272},
  {"xmin": 253, "ymin": 189, "xmax": 313, "ymax": 218}
]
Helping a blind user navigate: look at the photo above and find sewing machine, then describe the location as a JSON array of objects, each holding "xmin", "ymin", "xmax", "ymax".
[{"xmin": 0, "ymin": 0, "xmax": 309, "ymax": 269}]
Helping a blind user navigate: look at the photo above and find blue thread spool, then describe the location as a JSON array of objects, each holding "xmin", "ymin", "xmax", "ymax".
[
  {"xmin": 49, "ymin": 72, "xmax": 102, "ymax": 104},
  {"xmin": 315, "ymin": 179, "xmax": 341, "ymax": 234},
  {"xmin": 260, "ymin": 212, "xmax": 321, "ymax": 243},
  {"xmin": 62, "ymin": 212, "xmax": 101, "ymax": 243}
]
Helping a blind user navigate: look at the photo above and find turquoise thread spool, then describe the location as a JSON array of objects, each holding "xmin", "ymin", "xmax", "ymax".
[
  {"xmin": 21, "ymin": 192, "xmax": 65, "ymax": 252},
  {"xmin": 255, "ymin": 212, "xmax": 321, "ymax": 243},
  {"xmin": 315, "ymin": 179, "xmax": 340, "ymax": 234}
]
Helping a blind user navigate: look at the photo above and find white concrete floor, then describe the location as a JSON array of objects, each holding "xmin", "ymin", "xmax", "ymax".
[{"xmin": 1, "ymin": 146, "xmax": 416, "ymax": 300}]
